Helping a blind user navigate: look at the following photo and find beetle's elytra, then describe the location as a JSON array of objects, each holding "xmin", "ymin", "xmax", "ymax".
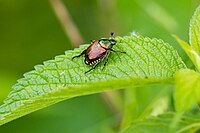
[{"xmin": 72, "ymin": 33, "xmax": 126, "ymax": 74}]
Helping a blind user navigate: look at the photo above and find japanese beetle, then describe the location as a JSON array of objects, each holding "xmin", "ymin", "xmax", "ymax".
[{"xmin": 72, "ymin": 33, "xmax": 126, "ymax": 74}]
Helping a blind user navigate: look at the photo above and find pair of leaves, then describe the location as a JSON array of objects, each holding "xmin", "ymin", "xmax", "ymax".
[
  {"xmin": 0, "ymin": 35, "xmax": 186, "ymax": 126},
  {"xmin": 174, "ymin": 4, "xmax": 200, "ymax": 114}
]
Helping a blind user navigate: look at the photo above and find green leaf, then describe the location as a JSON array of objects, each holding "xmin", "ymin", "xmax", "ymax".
[
  {"xmin": 173, "ymin": 35, "xmax": 200, "ymax": 72},
  {"xmin": 120, "ymin": 86, "xmax": 171, "ymax": 130},
  {"xmin": 0, "ymin": 35, "xmax": 186, "ymax": 125},
  {"xmin": 189, "ymin": 4, "xmax": 200, "ymax": 55},
  {"xmin": 175, "ymin": 69, "xmax": 200, "ymax": 113},
  {"xmin": 119, "ymin": 112, "xmax": 200, "ymax": 133}
]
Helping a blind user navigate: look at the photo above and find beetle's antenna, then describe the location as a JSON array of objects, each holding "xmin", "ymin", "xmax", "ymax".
[{"xmin": 110, "ymin": 32, "xmax": 114, "ymax": 37}]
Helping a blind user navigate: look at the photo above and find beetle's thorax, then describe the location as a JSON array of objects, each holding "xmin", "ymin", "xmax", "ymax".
[{"xmin": 98, "ymin": 39, "xmax": 114, "ymax": 49}]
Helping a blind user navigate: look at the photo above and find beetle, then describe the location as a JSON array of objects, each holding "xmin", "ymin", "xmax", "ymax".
[{"xmin": 72, "ymin": 32, "xmax": 126, "ymax": 74}]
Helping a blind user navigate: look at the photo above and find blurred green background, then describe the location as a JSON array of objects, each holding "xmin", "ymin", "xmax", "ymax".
[{"xmin": 0, "ymin": 0, "xmax": 199, "ymax": 132}]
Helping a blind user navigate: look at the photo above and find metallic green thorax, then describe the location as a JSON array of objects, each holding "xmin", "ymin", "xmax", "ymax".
[{"xmin": 98, "ymin": 39, "xmax": 117, "ymax": 49}]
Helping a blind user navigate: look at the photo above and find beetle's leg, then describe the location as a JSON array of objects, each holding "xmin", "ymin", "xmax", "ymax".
[
  {"xmin": 102, "ymin": 53, "xmax": 110, "ymax": 71},
  {"xmin": 85, "ymin": 62, "xmax": 101, "ymax": 74},
  {"xmin": 72, "ymin": 50, "xmax": 85, "ymax": 60},
  {"xmin": 109, "ymin": 48, "xmax": 126, "ymax": 54}
]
